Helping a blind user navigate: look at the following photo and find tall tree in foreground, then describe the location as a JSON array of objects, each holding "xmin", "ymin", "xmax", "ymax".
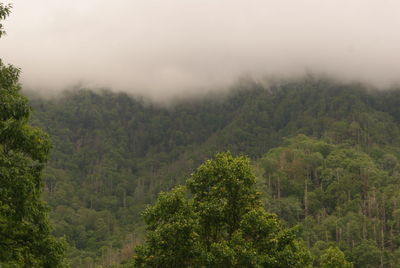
[
  {"xmin": 0, "ymin": 3, "xmax": 65, "ymax": 267},
  {"xmin": 133, "ymin": 152, "xmax": 312, "ymax": 267}
]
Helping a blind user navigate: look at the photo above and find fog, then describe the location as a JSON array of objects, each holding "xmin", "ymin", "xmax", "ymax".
[{"xmin": 0, "ymin": 0, "xmax": 399, "ymax": 101}]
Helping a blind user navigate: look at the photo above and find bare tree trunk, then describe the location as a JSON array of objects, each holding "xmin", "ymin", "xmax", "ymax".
[
  {"xmin": 363, "ymin": 214, "xmax": 367, "ymax": 240},
  {"xmin": 277, "ymin": 176, "xmax": 281, "ymax": 200},
  {"xmin": 381, "ymin": 223, "xmax": 385, "ymax": 268},
  {"xmin": 268, "ymin": 174, "xmax": 271, "ymax": 190},
  {"xmin": 304, "ymin": 176, "xmax": 308, "ymax": 217}
]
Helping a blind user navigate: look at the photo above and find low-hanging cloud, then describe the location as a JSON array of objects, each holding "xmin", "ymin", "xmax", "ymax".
[{"xmin": 0, "ymin": 0, "xmax": 400, "ymax": 100}]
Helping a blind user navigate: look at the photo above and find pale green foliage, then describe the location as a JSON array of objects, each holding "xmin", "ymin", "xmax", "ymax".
[
  {"xmin": 134, "ymin": 152, "xmax": 312, "ymax": 267},
  {"xmin": 258, "ymin": 135, "xmax": 398, "ymax": 267},
  {"xmin": 320, "ymin": 247, "xmax": 353, "ymax": 268}
]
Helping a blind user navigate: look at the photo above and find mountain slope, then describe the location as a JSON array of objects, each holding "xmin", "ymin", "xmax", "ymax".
[{"xmin": 29, "ymin": 78, "xmax": 400, "ymax": 266}]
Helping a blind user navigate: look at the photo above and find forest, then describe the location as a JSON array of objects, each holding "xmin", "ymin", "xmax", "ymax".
[
  {"xmin": 24, "ymin": 77, "xmax": 400, "ymax": 267},
  {"xmin": 3, "ymin": 1, "xmax": 400, "ymax": 267}
]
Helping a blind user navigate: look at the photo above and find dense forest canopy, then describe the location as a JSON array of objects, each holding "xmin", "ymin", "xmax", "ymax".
[
  {"xmin": 2, "ymin": 1, "xmax": 400, "ymax": 267},
  {"xmin": 133, "ymin": 152, "xmax": 312, "ymax": 267},
  {"xmin": 26, "ymin": 77, "xmax": 400, "ymax": 267}
]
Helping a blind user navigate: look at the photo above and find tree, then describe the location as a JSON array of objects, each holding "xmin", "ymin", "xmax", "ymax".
[
  {"xmin": 134, "ymin": 152, "xmax": 312, "ymax": 267},
  {"xmin": 0, "ymin": 3, "xmax": 11, "ymax": 38},
  {"xmin": 351, "ymin": 240, "xmax": 381, "ymax": 268},
  {"xmin": 320, "ymin": 247, "xmax": 353, "ymax": 268},
  {"xmin": 0, "ymin": 4, "xmax": 65, "ymax": 267}
]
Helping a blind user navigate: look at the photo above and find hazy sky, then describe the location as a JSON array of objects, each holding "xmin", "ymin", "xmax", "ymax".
[{"xmin": 0, "ymin": 0, "xmax": 399, "ymax": 100}]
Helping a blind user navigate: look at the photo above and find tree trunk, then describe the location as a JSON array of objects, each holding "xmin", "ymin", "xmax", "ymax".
[{"xmin": 304, "ymin": 176, "xmax": 308, "ymax": 217}]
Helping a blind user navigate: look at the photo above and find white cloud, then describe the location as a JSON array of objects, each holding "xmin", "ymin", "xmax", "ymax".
[{"xmin": 1, "ymin": 0, "xmax": 400, "ymax": 100}]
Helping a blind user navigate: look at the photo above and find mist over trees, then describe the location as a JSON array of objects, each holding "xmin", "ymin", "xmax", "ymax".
[
  {"xmin": 25, "ymin": 77, "xmax": 400, "ymax": 267},
  {"xmin": 3, "ymin": 0, "xmax": 400, "ymax": 99},
  {"xmin": 2, "ymin": 1, "xmax": 400, "ymax": 267}
]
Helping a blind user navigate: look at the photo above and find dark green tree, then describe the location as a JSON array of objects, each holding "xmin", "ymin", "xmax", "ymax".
[
  {"xmin": 0, "ymin": 4, "xmax": 65, "ymax": 267},
  {"xmin": 134, "ymin": 152, "xmax": 312, "ymax": 267}
]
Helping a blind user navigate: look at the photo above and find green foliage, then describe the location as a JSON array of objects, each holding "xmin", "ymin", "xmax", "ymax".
[
  {"xmin": 187, "ymin": 153, "xmax": 259, "ymax": 238},
  {"xmin": 320, "ymin": 247, "xmax": 353, "ymax": 268},
  {"xmin": 0, "ymin": 4, "xmax": 66, "ymax": 267},
  {"xmin": 133, "ymin": 186, "xmax": 198, "ymax": 267},
  {"xmin": 351, "ymin": 240, "xmax": 381, "ymax": 268},
  {"xmin": 134, "ymin": 152, "xmax": 312, "ymax": 267},
  {"xmin": 257, "ymin": 135, "xmax": 400, "ymax": 267},
  {"xmin": 0, "ymin": 2, "xmax": 11, "ymax": 37},
  {"xmin": 28, "ymin": 77, "xmax": 400, "ymax": 265}
]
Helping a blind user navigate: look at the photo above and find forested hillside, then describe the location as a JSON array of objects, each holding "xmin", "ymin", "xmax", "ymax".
[{"xmin": 29, "ymin": 78, "xmax": 400, "ymax": 267}]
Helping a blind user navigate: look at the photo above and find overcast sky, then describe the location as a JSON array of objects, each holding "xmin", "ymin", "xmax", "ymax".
[{"xmin": 0, "ymin": 0, "xmax": 399, "ymax": 100}]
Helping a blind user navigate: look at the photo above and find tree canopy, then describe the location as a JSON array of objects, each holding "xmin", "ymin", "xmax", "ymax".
[
  {"xmin": 0, "ymin": 3, "xmax": 65, "ymax": 267},
  {"xmin": 28, "ymin": 76, "xmax": 400, "ymax": 266},
  {"xmin": 320, "ymin": 247, "xmax": 353, "ymax": 268},
  {"xmin": 133, "ymin": 152, "xmax": 312, "ymax": 267}
]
